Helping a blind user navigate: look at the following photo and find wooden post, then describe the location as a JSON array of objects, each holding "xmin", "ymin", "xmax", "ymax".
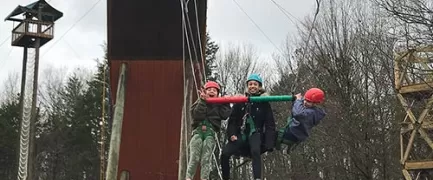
[
  {"xmin": 178, "ymin": 1, "xmax": 199, "ymax": 177},
  {"xmin": 28, "ymin": 4, "xmax": 44, "ymax": 180},
  {"xmin": 100, "ymin": 64, "xmax": 107, "ymax": 180},
  {"xmin": 106, "ymin": 63, "xmax": 127, "ymax": 180},
  {"xmin": 178, "ymin": 30, "xmax": 196, "ymax": 178},
  {"xmin": 119, "ymin": 171, "xmax": 129, "ymax": 180},
  {"xmin": 17, "ymin": 44, "xmax": 27, "ymax": 180}
]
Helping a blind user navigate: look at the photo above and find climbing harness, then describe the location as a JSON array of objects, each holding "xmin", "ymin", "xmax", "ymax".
[
  {"xmin": 240, "ymin": 101, "xmax": 258, "ymax": 141},
  {"xmin": 241, "ymin": 114, "xmax": 256, "ymax": 141},
  {"xmin": 275, "ymin": 92, "xmax": 300, "ymax": 153},
  {"xmin": 275, "ymin": 116, "xmax": 299, "ymax": 153},
  {"xmin": 194, "ymin": 119, "xmax": 215, "ymax": 141}
]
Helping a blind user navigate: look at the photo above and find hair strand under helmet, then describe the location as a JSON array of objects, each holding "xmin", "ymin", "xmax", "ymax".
[
  {"xmin": 304, "ymin": 88, "xmax": 325, "ymax": 103},
  {"xmin": 246, "ymin": 73, "xmax": 263, "ymax": 86}
]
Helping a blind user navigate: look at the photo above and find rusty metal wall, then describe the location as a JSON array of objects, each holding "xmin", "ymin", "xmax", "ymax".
[{"xmin": 110, "ymin": 60, "xmax": 183, "ymax": 179}]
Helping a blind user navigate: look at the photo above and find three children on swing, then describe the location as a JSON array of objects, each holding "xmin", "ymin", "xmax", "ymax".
[{"xmin": 186, "ymin": 74, "xmax": 326, "ymax": 180}]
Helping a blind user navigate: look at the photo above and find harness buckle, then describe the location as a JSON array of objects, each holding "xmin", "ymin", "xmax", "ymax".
[{"xmin": 240, "ymin": 113, "xmax": 249, "ymax": 131}]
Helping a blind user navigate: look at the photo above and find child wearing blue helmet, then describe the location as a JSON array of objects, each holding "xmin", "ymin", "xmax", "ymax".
[{"xmin": 221, "ymin": 74, "xmax": 276, "ymax": 180}]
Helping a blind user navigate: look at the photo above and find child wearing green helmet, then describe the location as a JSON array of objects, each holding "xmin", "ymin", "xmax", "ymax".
[
  {"xmin": 186, "ymin": 81, "xmax": 231, "ymax": 180},
  {"xmin": 221, "ymin": 74, "xmax": 276, "ymax": 180}
]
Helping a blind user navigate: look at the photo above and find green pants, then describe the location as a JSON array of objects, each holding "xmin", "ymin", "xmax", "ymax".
[{"xmin": 186, "ymin": 128, "xmax": 216, "ymax": 179}]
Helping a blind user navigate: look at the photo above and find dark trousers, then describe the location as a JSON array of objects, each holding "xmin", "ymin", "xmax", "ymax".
[
  {"xmin": 221, "ymin": 133, "xmax": 262, "ymax": 179},
  {"xmin": 283, "ymin": 130, "xmax": 298, "ymax": 142},
  {"xmin": 281, "ymin": 130, "xmax": 300, "ymax": 154}
]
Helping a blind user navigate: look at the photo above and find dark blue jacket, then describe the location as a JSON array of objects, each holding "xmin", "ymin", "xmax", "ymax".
[
  {"xmin": 289, "ymin": 99, "xmax": 326, "ymax": 142},
  {"xmin": 226, "ymin": 91, "xmax": 276, "ymax": 151}
]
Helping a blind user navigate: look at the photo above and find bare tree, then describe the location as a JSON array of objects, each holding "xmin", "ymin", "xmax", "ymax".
[
  {"xmin": 264, "ymin": 0, "xmax": 401, "ymax": 179},
  {"xmin": 1, "ymin": 72, "xmax": 20, "ymax": 103},
  {"xmin": 38, "ymin": 65, "xmax": 68, "ymax": 112},
  {"xmin": 214, "ymin": 43, "xmax": 262, "ymax": 95},
  {"xmin": 375, "ymin": 0, "xmax": 433, "ymax": 46}
]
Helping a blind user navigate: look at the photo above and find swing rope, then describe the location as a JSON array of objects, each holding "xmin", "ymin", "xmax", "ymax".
[{"xmin": 180, "ymin": 0, "xmax": 224, "ymax": 179}]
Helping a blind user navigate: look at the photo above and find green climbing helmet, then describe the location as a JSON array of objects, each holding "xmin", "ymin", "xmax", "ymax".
[{"xmin": 247, "ymin": 73, "xmax": 263, "ymax": 86}]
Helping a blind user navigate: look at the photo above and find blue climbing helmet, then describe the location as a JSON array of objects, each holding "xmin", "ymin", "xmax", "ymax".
[{"xmin": 246, "ymin": 73, "xmax": 263, "ymax": 86}]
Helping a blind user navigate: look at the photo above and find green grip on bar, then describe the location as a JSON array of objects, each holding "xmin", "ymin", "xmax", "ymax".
[{"xmin": 249, "ymin": 95, "xmax": 294, "ymax": 102}]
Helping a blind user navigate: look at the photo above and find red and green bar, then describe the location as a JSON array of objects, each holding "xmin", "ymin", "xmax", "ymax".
[{"xmin": 206, "ymin": 95, "xmax": 295, "ymax": 104}]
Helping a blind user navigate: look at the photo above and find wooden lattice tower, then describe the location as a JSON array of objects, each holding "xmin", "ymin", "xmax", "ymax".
[{"xmin": 394, "ymin": 46, "xmax": 433, "ymax": 179}]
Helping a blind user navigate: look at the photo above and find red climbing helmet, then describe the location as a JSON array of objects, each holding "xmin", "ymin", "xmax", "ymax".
[
  {"xmin": 204, "ymin": 81, "xmax": 220, "ymax": 91},
  {"xmin": 304, "ymin": 88, "xmax": 325, "ymax": 103}
]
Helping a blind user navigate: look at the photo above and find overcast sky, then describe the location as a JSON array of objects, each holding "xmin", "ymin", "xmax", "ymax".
[{"xmin": 0, "ymin": 0, "xmax": 317, "ymax": 91}]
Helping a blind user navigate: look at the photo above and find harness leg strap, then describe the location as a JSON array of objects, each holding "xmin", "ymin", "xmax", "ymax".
[{"xmin": 275, "ymin": 128, "xmax": 285, "ymax": 150}]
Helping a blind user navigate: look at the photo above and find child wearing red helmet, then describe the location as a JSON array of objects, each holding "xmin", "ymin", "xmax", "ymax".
[
  {"xmin": 276, "ymin": 88, "xmax": 326, "ymax": 153},
  {"xmin": 186, "ymin": 81, "xmax": 231, "ymax": 180}
]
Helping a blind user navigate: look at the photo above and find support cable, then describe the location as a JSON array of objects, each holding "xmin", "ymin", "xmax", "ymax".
[
  {"xmin": 193, "ymin": 0, "xmax": 207, "ymax": 81},
  {"xmin": 289, "ymin": 0, "xmax": 321, "ymax": 93}
]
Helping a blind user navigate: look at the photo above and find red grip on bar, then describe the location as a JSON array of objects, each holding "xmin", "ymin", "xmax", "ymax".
[{"xmin": 206, "ymin": 96, "xmax": 248, "ymax": 104}]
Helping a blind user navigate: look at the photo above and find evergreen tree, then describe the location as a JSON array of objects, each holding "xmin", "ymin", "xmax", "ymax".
[
  {"xmin": 35, "ymin": 59, "xmax": 109, "ymax": 179},
  {"xmin": 0, "ymin": 94, "xmax": 20, "ymax": 179},
  {"xmin": 205, "ymin": 32, "xmax": 219, "ymax": 81}
]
